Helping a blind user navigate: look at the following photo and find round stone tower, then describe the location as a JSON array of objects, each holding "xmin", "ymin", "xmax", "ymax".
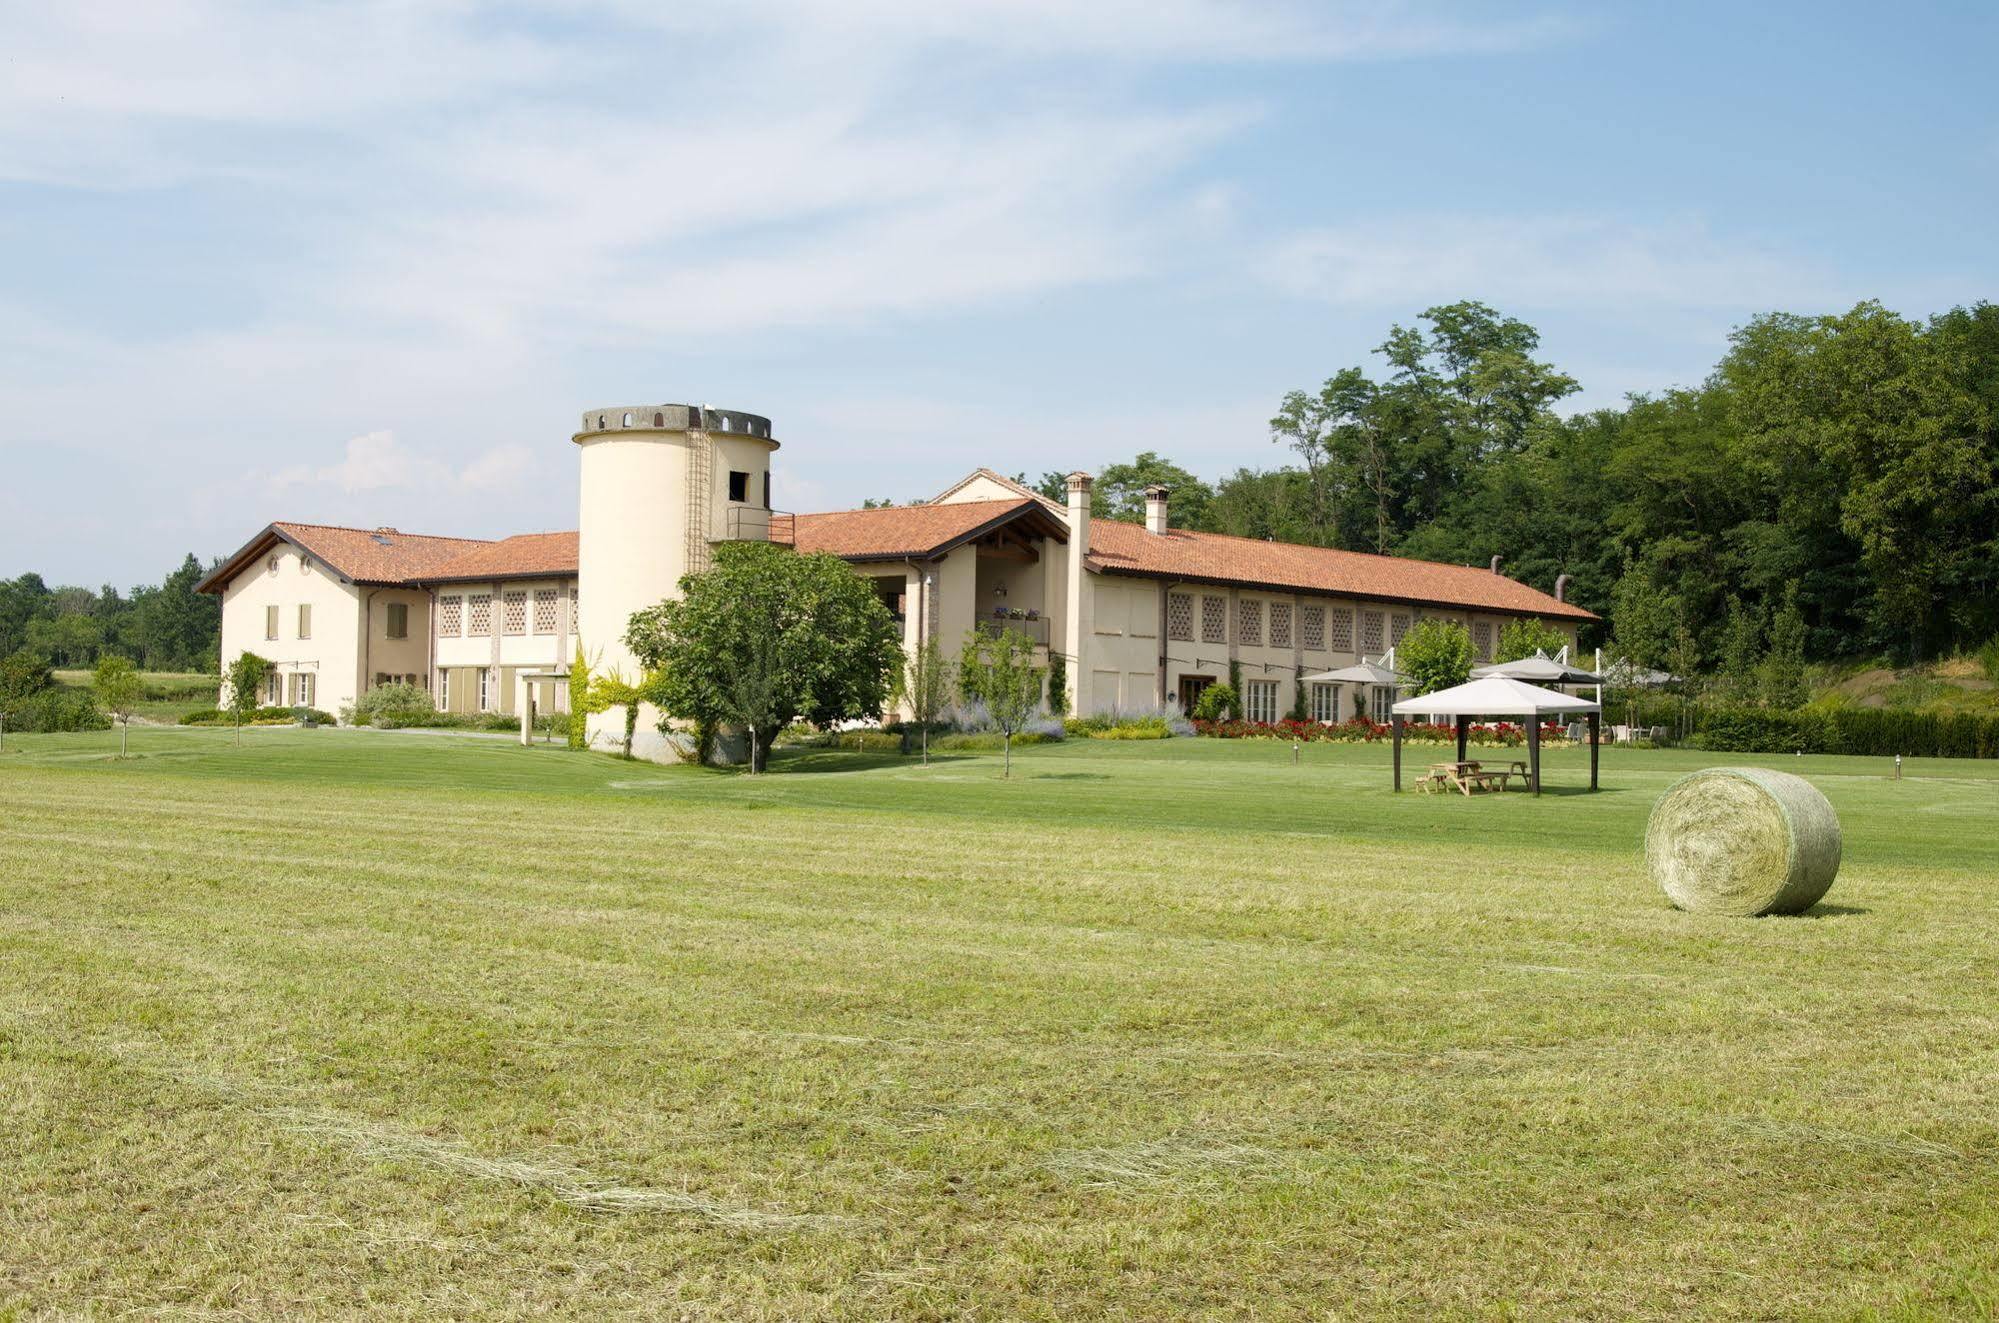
[{"xmin": 573, "ymin": 404, "xmax": 780, "ymax": 761}]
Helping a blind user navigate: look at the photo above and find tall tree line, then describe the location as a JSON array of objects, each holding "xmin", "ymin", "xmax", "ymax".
[
  {"xmin": 1036, "ymin": 299, "xmax": 1998, "ymax": 668},
  {"xmin": 0, "ymin": 554, "xmax": 221, "ymax": 672}
]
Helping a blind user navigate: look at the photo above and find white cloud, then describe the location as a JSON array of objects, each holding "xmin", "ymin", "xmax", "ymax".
[
  {"xmin": 268, "ymin": 430, "xmax": 536, "ymax": 498},
  {"xmin": 1261, "ymin": 214, "xmax": 1840, "ymax": 313}
]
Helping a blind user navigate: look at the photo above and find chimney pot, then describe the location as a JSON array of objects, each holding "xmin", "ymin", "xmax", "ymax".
[
  {"xmin": 1144, "ymin": 484, "xmax": 1169, "ymax": 535},
  {"xmin": 1490, "ymin": 555, "xmax": 1502, "ymax": 574},
  {"xmin": 1555, "ymin": 573, "xmax": 1573, "ymax": 603}
]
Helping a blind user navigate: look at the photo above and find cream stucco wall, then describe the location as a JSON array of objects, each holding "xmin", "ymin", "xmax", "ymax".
[{"xmin": 217, "ymin": 544, "xmax": 365, "ymax": 715}]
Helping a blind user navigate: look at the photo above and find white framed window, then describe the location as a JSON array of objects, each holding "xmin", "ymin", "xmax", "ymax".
[
  {"xmin": 477, "ymin": 667, "xmax": 492, "ymax": 712},
  {"xmin": 263, "ymin": 672, "xmax": 281, "ymax": 704},
  {"xmin": 1371, "ymin": 685, "xmax": 1395, "ymax": 724},
  {"xmin": 1311, "ymin": 682, "xmax": 1341, "ymax": 723},
  {"xmin": 297, "ymin": 603, "xmax": 311, "ymax": 640},
  {"xmin": 436, "ymin": 669, "xmax": 449, "ymax": 709},
  {"xmin": 288, "ymin": 672, "xmax": 315, "ymax": 708},
  {"xmin": 1245, "ymin": 679, "xmax": 1278, "ymax": 723}
]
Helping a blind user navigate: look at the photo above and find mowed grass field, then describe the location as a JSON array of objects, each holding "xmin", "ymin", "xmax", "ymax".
[{"xmin": 3, "ymin": 728, "xmax": 1997, "ymax": 1319}]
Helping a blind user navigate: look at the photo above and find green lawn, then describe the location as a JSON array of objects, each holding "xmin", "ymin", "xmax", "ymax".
[{"xmin": 3, "ymin": 729, "xmax": 1997, "ymax": 1318}]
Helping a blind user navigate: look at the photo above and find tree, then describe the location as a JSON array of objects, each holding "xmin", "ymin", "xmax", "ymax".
[
  {"xmin": 1094, "ymin": 452, "xmax": 1214, "ymax": 528},
  {"xmin": 627, "ymin": 541, "xmax": 903, "ymax": 773},
  {"xmin": 957, "ymin": 623, "xmax": 1044, "ymax": 777},
  {"xmin": 224, "ymin": 652, "xmax": 270, "ymax": 746},
  {"xmin": 1758, "ymin": 585, "xmax": 1809, "ymax": 708},
  {"xmin": 92, "ymin": 654, "xmax": 143, "ymax": 755},
  {"xmin": 1609, "ymin": 573, "xmax": 1680, "ymax": 672},
  {"xmin": 1396, "ymin": 619, "xmax": 1475, "ymax": 697},
  {"xmin": 1496, "ymin": 618, "xmax": 1568, "ymax": 663},
  {"xmin": 893, "ymin": 637, "xmax": 956, "ymax": 765},
  {"xmin": 1717, "ymin": 597, "xmax": 1764, "ymax": 702},
  {"xmin": 567, "ymin": 644, "xmax": 593, "ymax": 750},
  {"xmin": 1192, "ymin": 682, "xmax": 1237, "ymax": 721}
]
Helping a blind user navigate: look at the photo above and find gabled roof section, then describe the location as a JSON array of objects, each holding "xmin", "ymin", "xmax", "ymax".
[
  {"xmin": 422, "ymin": 532, "xmax": 579, "ymax": 584},
  {"xmin": 930, "ymin": 468, "xmax": 1065, "ymax": 514},
  {"xmin": 1086, "ymin": 519, "xmax": 1597, "ymax": 621},
  {"xmin": 793, "ymin": 498, "xmax": 1068, "ymax": 562},
  {"xmin": 196, "ymin": 522, "xmax": 493, "ymax": 593}
]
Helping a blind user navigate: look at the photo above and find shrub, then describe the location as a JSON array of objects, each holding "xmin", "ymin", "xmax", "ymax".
[
  {"xmin": 1088, "ymin": 716, "xmax": 1171, "ymax": 740},
  {"xmin": 1691, "ymin": 704, "xmax": 1999, "ymax": 758},
  {"xmin": 1192, "ymin": 683, "xmax": 1237, "ymax": 721},
  {"xmin": 345, "ymin": 682, "xmax": 437, "ymax": 728},
  {"xmin": 4, "ymin": 686, "xmax": 110, "ymax": 733},
  {"xmin": 932, "ymin": 730, "xmax": 1060, "ymax": 751},
  {"xmin": 183, "ymin": 705, "xmax": 332, "ymax": 727},
  {"xmin": 1979, "ymin": 637, "xmax": 1999, "ymax": 684}
]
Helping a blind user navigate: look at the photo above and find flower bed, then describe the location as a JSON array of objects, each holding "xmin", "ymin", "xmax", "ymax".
[{"xmin": 1192, "ymin": 717, "xmax": 1570, "ymax": 745}]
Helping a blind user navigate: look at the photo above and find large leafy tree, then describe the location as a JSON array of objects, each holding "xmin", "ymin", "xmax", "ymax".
[
  {"xmin": 626, "ymin": 542, "xmax": 903, "ymax": 773},
  {"xmin": 1093, "ymin": 452, "xmax": 1215, "ymax": 529},
  {"xmin": 1396, "ymin": 620, "xmax": 1474, "ymax": 697}
]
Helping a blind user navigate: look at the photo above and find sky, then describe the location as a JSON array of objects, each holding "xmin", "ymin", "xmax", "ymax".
[{"xmin": 2, "ymin": 0, "xmax": 1994, "ymax": 587}]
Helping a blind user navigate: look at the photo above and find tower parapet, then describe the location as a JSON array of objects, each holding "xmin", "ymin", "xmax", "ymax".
[{"xmin": 575, "ymin": 405, "xmax": 775, "ymax": 442}]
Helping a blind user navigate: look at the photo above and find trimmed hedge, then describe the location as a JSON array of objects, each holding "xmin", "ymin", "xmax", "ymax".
[{"xmin": 1690, "ymin": 704, "xmax": 1999, "ymax": 758}]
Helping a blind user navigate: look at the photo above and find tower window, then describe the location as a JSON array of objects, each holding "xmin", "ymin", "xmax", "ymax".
[
  {"xmin": 762, "ymin": 472, "xmax": 771, "ymax": 508},
  {"xmin": 728, "ymin": 471, "xmax": 749, "ymax": 502}
]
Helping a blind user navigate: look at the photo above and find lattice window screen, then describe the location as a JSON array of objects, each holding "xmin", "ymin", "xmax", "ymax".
[
  {"xmin": 1329, "ymin": 608, "xmax": 1354, "ymax": 652},
  {"xmin": 1390, "ymin": 613, "xmax": 1411, "ymax": 646},
  {"xmin": 468, "ymin": 593, "xmax": 492, "ymax": 635},
  {"xmin": 1360, "ymin": 609, "xmax": 1384, "ymax": 653},
  {"xmin": 1237, "ymin": 599, "xmax": 1263, "ymax": 646},
  {"xmin": 532, "ymin": 589, "xmax": 558, "ymax": 635},
  {"xmin": 438, "ymin": 596, "xmax": 462, "ymax": 636},
  {"xmin": 1167, "ymin": 593, "xmax": 1194, "ymax": 642},
  {"xmin": 1201, "ymin": 596, "xmax": 1226, "ymax": 644},
  {"xmin": 1301, "ymin": 604, "xmax": 1325, "ymax": 650},
  {"xmin": 502, "ymin": 591, "xmax": 527, "ymax": 636},
  {"xmin": 1269, "ymin": 601, "xmax": 1292, "ymax": 649},
  {"xmin": 1473, "ymin": 620, "xmax": 1493, "ymax": 660}
]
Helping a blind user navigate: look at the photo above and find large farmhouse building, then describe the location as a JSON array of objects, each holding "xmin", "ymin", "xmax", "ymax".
[{"xmin": 199, "ymin": 404, "xmax": 1593, "ymax": 759}]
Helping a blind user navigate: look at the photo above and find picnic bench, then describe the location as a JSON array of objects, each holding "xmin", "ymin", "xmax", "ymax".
[{"xmin": 1420, "ymin": 760, "xmax": 1526, "ymax": 796}]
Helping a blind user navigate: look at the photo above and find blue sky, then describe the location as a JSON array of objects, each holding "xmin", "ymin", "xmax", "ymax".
[{"xmin": 3, "ymin": 0, "xmax": 1994, "ymax": 586}]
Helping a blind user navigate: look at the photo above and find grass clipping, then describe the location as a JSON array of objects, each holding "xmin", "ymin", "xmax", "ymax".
[{"xmin": 1645, "ymin": 767, "xmax": 1842, "ymax": 916}]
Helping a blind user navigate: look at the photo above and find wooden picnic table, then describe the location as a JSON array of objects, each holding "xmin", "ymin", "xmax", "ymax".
[{"xmin": 1423, "ymin": 760, "xmax": 1520, "ymax": 796}]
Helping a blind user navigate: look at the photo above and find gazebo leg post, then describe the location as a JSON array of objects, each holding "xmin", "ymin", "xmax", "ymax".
[
  {"xmin": 1528, "ymin": 718, "xmax": 1541, "ymax": 796},
  {"xmin": 1392, "ymin": 715, "xmax": 1404, "ymax": 792},
  {"xmin": 1588, "ymin": 711, "xmax": 1599, "ymax": 791},
  {"xmin": 1455, "ymin": 715, "xmax": 1468, "ymax": 766}
]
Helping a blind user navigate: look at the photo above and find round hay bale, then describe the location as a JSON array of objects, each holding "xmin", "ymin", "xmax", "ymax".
[{"xmin": 1644, "ymin": 767, "xmax": 1842, "ymax": 916}]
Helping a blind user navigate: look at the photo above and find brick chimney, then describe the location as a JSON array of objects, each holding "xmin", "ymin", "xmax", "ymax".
[{"xmin": 1144, "ymin": 484, "xmax": 1169, "ymax": 535}]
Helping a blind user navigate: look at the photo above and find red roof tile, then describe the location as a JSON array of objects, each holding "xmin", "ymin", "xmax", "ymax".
[
  {"xmin": 793, "ymin": 499, "xmax": 1066, "ymax": 560},
  {"xmin": 424, "ymin": 531, "xmax": 578, "ymax": 582},
  {"xmin": 1086, "ymin": 519, "xmax": 1595, "ymax": 620}
]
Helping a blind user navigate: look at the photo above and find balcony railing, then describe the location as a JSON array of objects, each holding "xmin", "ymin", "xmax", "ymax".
[
  {"xmin": 981, "ymin": 611, "xmax": 1048, "ymax": 644},
  {"xmin": 720, "ymin": 506, "xmax": 796, "ymax": 545}
]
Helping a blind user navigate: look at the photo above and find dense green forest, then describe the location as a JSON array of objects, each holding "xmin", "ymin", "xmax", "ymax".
[
  {"xmin": 0, "ymin": 555, "xmax": 220, "ymax": 673},
  {"xmin": 1020, "ymin": 299, "xmax": 1999, "ymax": 671}
]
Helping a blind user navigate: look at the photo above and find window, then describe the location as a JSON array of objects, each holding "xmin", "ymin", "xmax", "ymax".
[
  {"xmin": 1200, "ymin": 595, "xmax": 1226, "ymax": 644},
  {"xmin": 1269, "ymin": 601, "xmax": 1292, "ymax": 649},
  {"xmin": 1360, "ymin": 609, "xmax": 1384, "ymax": 654},
  {"xmin": 386, "ymin": 602, "xmax": 409, "ymax": 640},
  {"xmin": 1166, "ymin": 592, "xmax": 1194, "ymax": 642},
  {"xmin": 468, "ymin": 593, "xmax": 492, "ymax": 634},
  {"xmin": 1371, "ymin": 685, "xmax": 1395, "ymax": 724},
  {"xmin": 436, "ymin": 669, "xmax": 449, "ymax": 709},
  {"xmin": 297, "ymin": 604, "xmax": 311, "ymax": 640},
  {"xmin": 477, "ymin": 667, "xmax": 492, "ymax": 712},
  {"xmin": 1300, "ymin": 603, "xmax": 1325, "ymax": 650},
  {"xmin": 265, "ymin": 605, "xmax": 279, "ymax": 640},
  {"xmin": 263, "ymin": 672, "xmax": 282, "ymax": 705},
  {"xmin": 728, "ymin": 470, "xmax": 750, "ymax": 502},
  {"xmin": 1245, "ymin": 679, "xmax": 1278, "ymax": 723},
  {"xmin": 502, "ymin": 591, "xmax": 527, "ymax": 636},
  {"xmin": 532, "ymin": 588, "xmax": 558, "ymax": 634},
  {"xmin": 1311, "ymin": 682, "xmax": 1341, "ymax": 723},
  {"xmin": 1329, "ymin": 607, "xmax": 1354, "ymax": 652},
  {"xmin": 762, "ymin": 472, "xmax": 772, "ymax": 509},
  {"xmin": 1237, "ymin": 599, "xmax": 1262, "ymax": 647},
  {"xmin": 267, "ymin": 555, "xmax": 280, "ymax": 577},
  {"xmin": 300, "ymin": 557, "xmax": 312, "ymax": 576},
  {"xmin": 1473, "ymin": 620, "xmax": 1494, "ymax": 661},
  {"xmin": 1390, "ymin": 613, "xmax": 1411, "ymax": 646},
  {"xmin": 439, "ymin": 596, "xmax": 462, "ymax": 636},
  {"xmin": 289, "ymin": 672, "xmax": 315, "ymax": 707}
]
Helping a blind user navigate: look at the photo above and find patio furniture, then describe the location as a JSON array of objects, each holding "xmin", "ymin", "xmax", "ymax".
[{"xmin": 1392, "ymin": 676, "xmax": 1603, "ymax": 796}]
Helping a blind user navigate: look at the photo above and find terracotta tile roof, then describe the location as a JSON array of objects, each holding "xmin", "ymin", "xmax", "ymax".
[
  {"xmin": 423, "ymin": 531, "xmax": 578, "ymax": 583},
  {"xmin": 793, "ymin": 499, "xmax": 1066, "ymax": 560},
  {"xmin": 1086, "ymin": 519, "xmax": 1596, "ymax": 621},
  {"xmin": 269, "ymin": 522, "xmax": 495, "ymax": 584}
]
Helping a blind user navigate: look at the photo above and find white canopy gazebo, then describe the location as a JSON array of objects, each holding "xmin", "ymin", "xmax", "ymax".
[
  {"xmin": 1390, "ymin": 674, "xmax": 1602, "ymax": 796},
  {"xmin": 1470, "ymin": 648, "xmax": 1603, "ymax": 686}
]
